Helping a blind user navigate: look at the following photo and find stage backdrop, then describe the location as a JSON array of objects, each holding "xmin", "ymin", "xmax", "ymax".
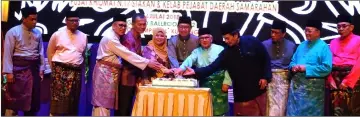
[
  {"xmin": 5, "ymin": 1, "xmax": 360, "ymax": 44},
  {"xmin": 3, "ymin": 1, "xmax": 360, "ymax": 116}
]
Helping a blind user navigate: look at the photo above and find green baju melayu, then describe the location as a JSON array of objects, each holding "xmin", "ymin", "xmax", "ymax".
[{"xmin": 180, "ymin": 44, "xmax": 232, "ymax": 116}]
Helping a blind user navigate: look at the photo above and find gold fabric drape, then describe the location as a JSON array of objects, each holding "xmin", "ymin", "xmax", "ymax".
[
  {"xmin": 132, "ymin": 86, "xmax": 213, "ymax": 116},
  {"xmin": 1, "ymin": 1, "xmax": 9, "ymax": 22}
]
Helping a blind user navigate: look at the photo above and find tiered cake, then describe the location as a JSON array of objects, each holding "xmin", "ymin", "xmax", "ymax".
[{"xmin": 151, "ymin": 78, "xmax": 199, "ymax": 88}]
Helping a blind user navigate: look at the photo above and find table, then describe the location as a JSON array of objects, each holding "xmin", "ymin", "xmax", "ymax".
[{"xmin": 131, "ymin": 86, "xmax": 213, "ymax": 116}]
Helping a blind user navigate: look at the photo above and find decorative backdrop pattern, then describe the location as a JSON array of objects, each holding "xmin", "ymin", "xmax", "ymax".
[
  {"xmin": 5, "ymin": 1, "xmax": 360, "ymax": 44},
  {"xmin": 2, "ymin": 1, "xmax": 360, "ymax": 116}
]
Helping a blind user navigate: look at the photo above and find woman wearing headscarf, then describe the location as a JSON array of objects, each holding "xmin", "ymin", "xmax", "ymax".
[{"xmin": 140, "ymin": 27, "xmax": 172, "ymax": 85}]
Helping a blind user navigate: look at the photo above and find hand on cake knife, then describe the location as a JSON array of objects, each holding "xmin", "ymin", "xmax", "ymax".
[{"xmin": 183, "ymin": 67, "xmax": 195, "ymax": 76}]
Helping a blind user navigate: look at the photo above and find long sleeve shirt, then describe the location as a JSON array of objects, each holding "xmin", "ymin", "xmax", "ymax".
[
  {"xmin": 180, "ymin": 44, "xmax": 232, "ymax": 86},
  {"xmin": 328, "ymin": 33, "xmax": 360, "ymax": 89},
  {"xmin": 96, "ymin": 29, "xmax": 149, "ymax": 70},
  {"xmin": 194, "ymin": 35, "xmax": 272, "ymax": 102},
  {"xmin": 3, "ymin": 24, "xmax": 45, "ymax": 73},
  {"xmin": 289, "ymin": 38, "xmax": 332, "ymax": 78},
  {"xmin": 167, "ymin": 34, "xmax": 199, "ymax": 68},
  {"xmin": 262, "ymin": 38, "xmax": 296, "ymax": 69},
  {"xmin": 47, "ymin": 27, "xmax": 87, "ymax": 66}
]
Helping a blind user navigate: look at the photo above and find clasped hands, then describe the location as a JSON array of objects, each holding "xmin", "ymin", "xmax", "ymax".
[
  {"xmin": 163, "ymin": 67, "xmax": 268, "ymax": 90},
  {"xmin": 146, "ymin": 60, "xmax": 190, "ymax": 76},
  {"xmin": 172, "ymin": 67, "xmax": 195, "ymax": 77},
  {"xmin": 149, "ymin": 66, "xmax": 195, "ymax": 77},
  {"xmin": 170, "ymin": 67, "xmax": 267, "ymax": 90},
  {"xmin": 157, "ymin": 67, "xmax": 195, "ymax": 78}
]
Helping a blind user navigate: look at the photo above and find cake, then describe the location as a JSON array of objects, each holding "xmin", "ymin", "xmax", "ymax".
[{"xmin": 151, "ymin": 78, "xmax": 199, "ymax": 88}]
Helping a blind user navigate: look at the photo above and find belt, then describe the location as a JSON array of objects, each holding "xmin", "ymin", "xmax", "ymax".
[
  {"xmin": 52, "ymin": 61, "xmax": 81, "ymax": 70},
  {"xmin": 13, "ymin": 55, "xmax": 39, "ymax": 61},
  {"xmin": 97, "ymin": 59, "xmax": 122, "ymax": 69},
  {"xmin": 271, "ymin": 69, "xmax": 288, "ymax": 73},
  {"xmin": 12, "ymin": 56, "xmax": 40, "ymax": 66}
]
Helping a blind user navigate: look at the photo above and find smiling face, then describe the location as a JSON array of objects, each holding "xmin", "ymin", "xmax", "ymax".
[
  {"xmin": 154, "ymin": 31, "xmax": 166, "ymax": 46},
  {"xmin": 178, "ymin": 23, "xmax": 191, "ymax": 37},
  {"xmin": 305, "ymin": 27, "xmax": 320, "ymax": 41},
  {"xmin": 337, "ymin": 22, "xmax": 354, "ymax": 38},
  {"xmin": 199, "ymin": 34, "xmax": 213, "ymax": 49},
  {"xmin": 112, "ymin": 21, "xmax": 127, "ymax": 36}
]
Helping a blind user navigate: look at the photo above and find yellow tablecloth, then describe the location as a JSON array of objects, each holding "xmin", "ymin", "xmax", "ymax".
[{"xmin": 131, "ymin": 86, "xmax": 213, "ymax": 116}]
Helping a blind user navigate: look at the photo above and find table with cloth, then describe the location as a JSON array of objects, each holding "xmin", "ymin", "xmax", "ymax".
[{"xmin": 131, "ymin": 86, "xmax": 213, "ymax": 116}]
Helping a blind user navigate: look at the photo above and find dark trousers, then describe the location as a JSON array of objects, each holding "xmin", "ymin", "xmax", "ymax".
[
  {"xmin": 23, "ymin": 111, "xmax": 36, "ymax": 116},
  {"xmin": 1, "ymin": 80, "xmax": 5, "ymax": 116},
  {"xmin": 114, "ymin": 85, "xmax": 136, "ymax": 116}
]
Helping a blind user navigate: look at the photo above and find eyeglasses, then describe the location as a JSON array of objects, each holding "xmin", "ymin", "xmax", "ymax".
[
  {"xmin": 199, "ymin": 36, "xmax": 211, "ymax": 40},
  {"xmin": 118, "ymin": 24, "xmax": 126, "ymax": 28},
  {"xmin": 337, "ymin": 24, "xmax": 350, "ymax": 29},
  {"xmin": 178, "ymin": 26, "xmax": 191, "ymax": 30}
]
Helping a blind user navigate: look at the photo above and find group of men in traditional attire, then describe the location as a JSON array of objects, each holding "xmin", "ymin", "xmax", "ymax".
[
  {"xmin": 3, "ymin": 7, "xmax": 88, "ymax": 116},
  {"xmin": 2, "ymin": 6, "xmax": 360, "ymax": 116},
  {"xmin": 91, "ymin": 13, "xmax": 163, "ymax": 116},
  {"xmin": 179, "ymin": 14, "xmax": 359, "ymax": 116}
]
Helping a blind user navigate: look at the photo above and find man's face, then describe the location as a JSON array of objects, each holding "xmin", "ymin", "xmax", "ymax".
[
  {"xmin": 270, "ymin": 29, "xmax": 286, "ymax": 41},
  {"xmin": 22, "ymin": 14, "xmax": 38, "ymax": 29},
  {"xmin": 337, "ymin": 22, "xmax": 354, "ymax": 37},
  {"xmin": 305, "ymin": 27, "xmax": 321, "ymax": 41},
  {"xmin": 113, "ymin": 21, "xmax": 127, "ymax": 36},
  {"xmin": 199, "ymin": 34, "xmax": 213, "ymax": 49},
  {"xmin": 66, "ymin": 17, "xmax": 80, "ymax": 31},
  {"xmin": 177, "ymin": 23, "xmax": 191, "ymax": 37},
  {"xmin": 132, "ymin": 17, "xmax": 147, "ymax": 34},
  {"xmin": 223, "ymin": 33, "xmax": 239, "ymax": 47}
]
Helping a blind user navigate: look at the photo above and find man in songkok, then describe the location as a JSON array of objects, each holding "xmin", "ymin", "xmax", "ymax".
[
  {"xmin": 175, "ymin": 28, "xmax": 232, "ymax": 116},
  {"xmin": 47, "ymin": 10, "xmax": 87, "ymax": 116},
  {"xmin": 262, "ymin": 20, "xmax": 296, "ymax": 116},
  {"xmin": 286, "ymin": 19, "xmax": 332, "ymax": 116},
  {"xmin": 183, "ymin": 21, "xmax": 272, "ymax": 116},
  {"xmin": 168, "ymin": 16, "xmax": 199, "ymax": 68},
  {"xmin": 91, "ymin": 14, "xmax": 162, "ymax": 116},
  {"xmin": 328, "ymin": 14, "xmax": 360, "ymax": 116},
  {"xmin": 3, "ymin": 6, "xmax": 45, "ymax": 116}
]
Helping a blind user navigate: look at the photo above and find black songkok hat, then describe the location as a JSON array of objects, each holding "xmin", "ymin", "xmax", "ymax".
[
  {"xmin": 306, "ymin": 19, "xmax": 322, "ymax": 30},
  {"xmin": 66, "ymin": 10, "xmax": 79, "ymax": 18},
  {"xmin": 178, "ymin": 16, "xmax": 192, "ymax": 26},
  {"xmin": 272, "ymin": 20, "xmax": 287, "ymax": 32},
  {"xmin": 198, "ymin": 28, "xmax": 211, "ymax": 36},
  {"xmin": 220, "ymin": 21, "xmax": 238, "ymax": 35},
  {"xmin": 336, "ymin": 14, "xmax": 353, "ymax": 24},
  {"xmin": 113, "ymin": 14, "xmax": 127, "ymax": 22},
  {"xmin": 21, "ymin": 7, "xmax": 37, "ymax": 18}
]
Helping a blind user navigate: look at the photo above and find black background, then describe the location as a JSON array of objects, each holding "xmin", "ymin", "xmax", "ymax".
[{"xmin": 3, "ymin": 1, "xmax": 360, "ymax": 45}]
